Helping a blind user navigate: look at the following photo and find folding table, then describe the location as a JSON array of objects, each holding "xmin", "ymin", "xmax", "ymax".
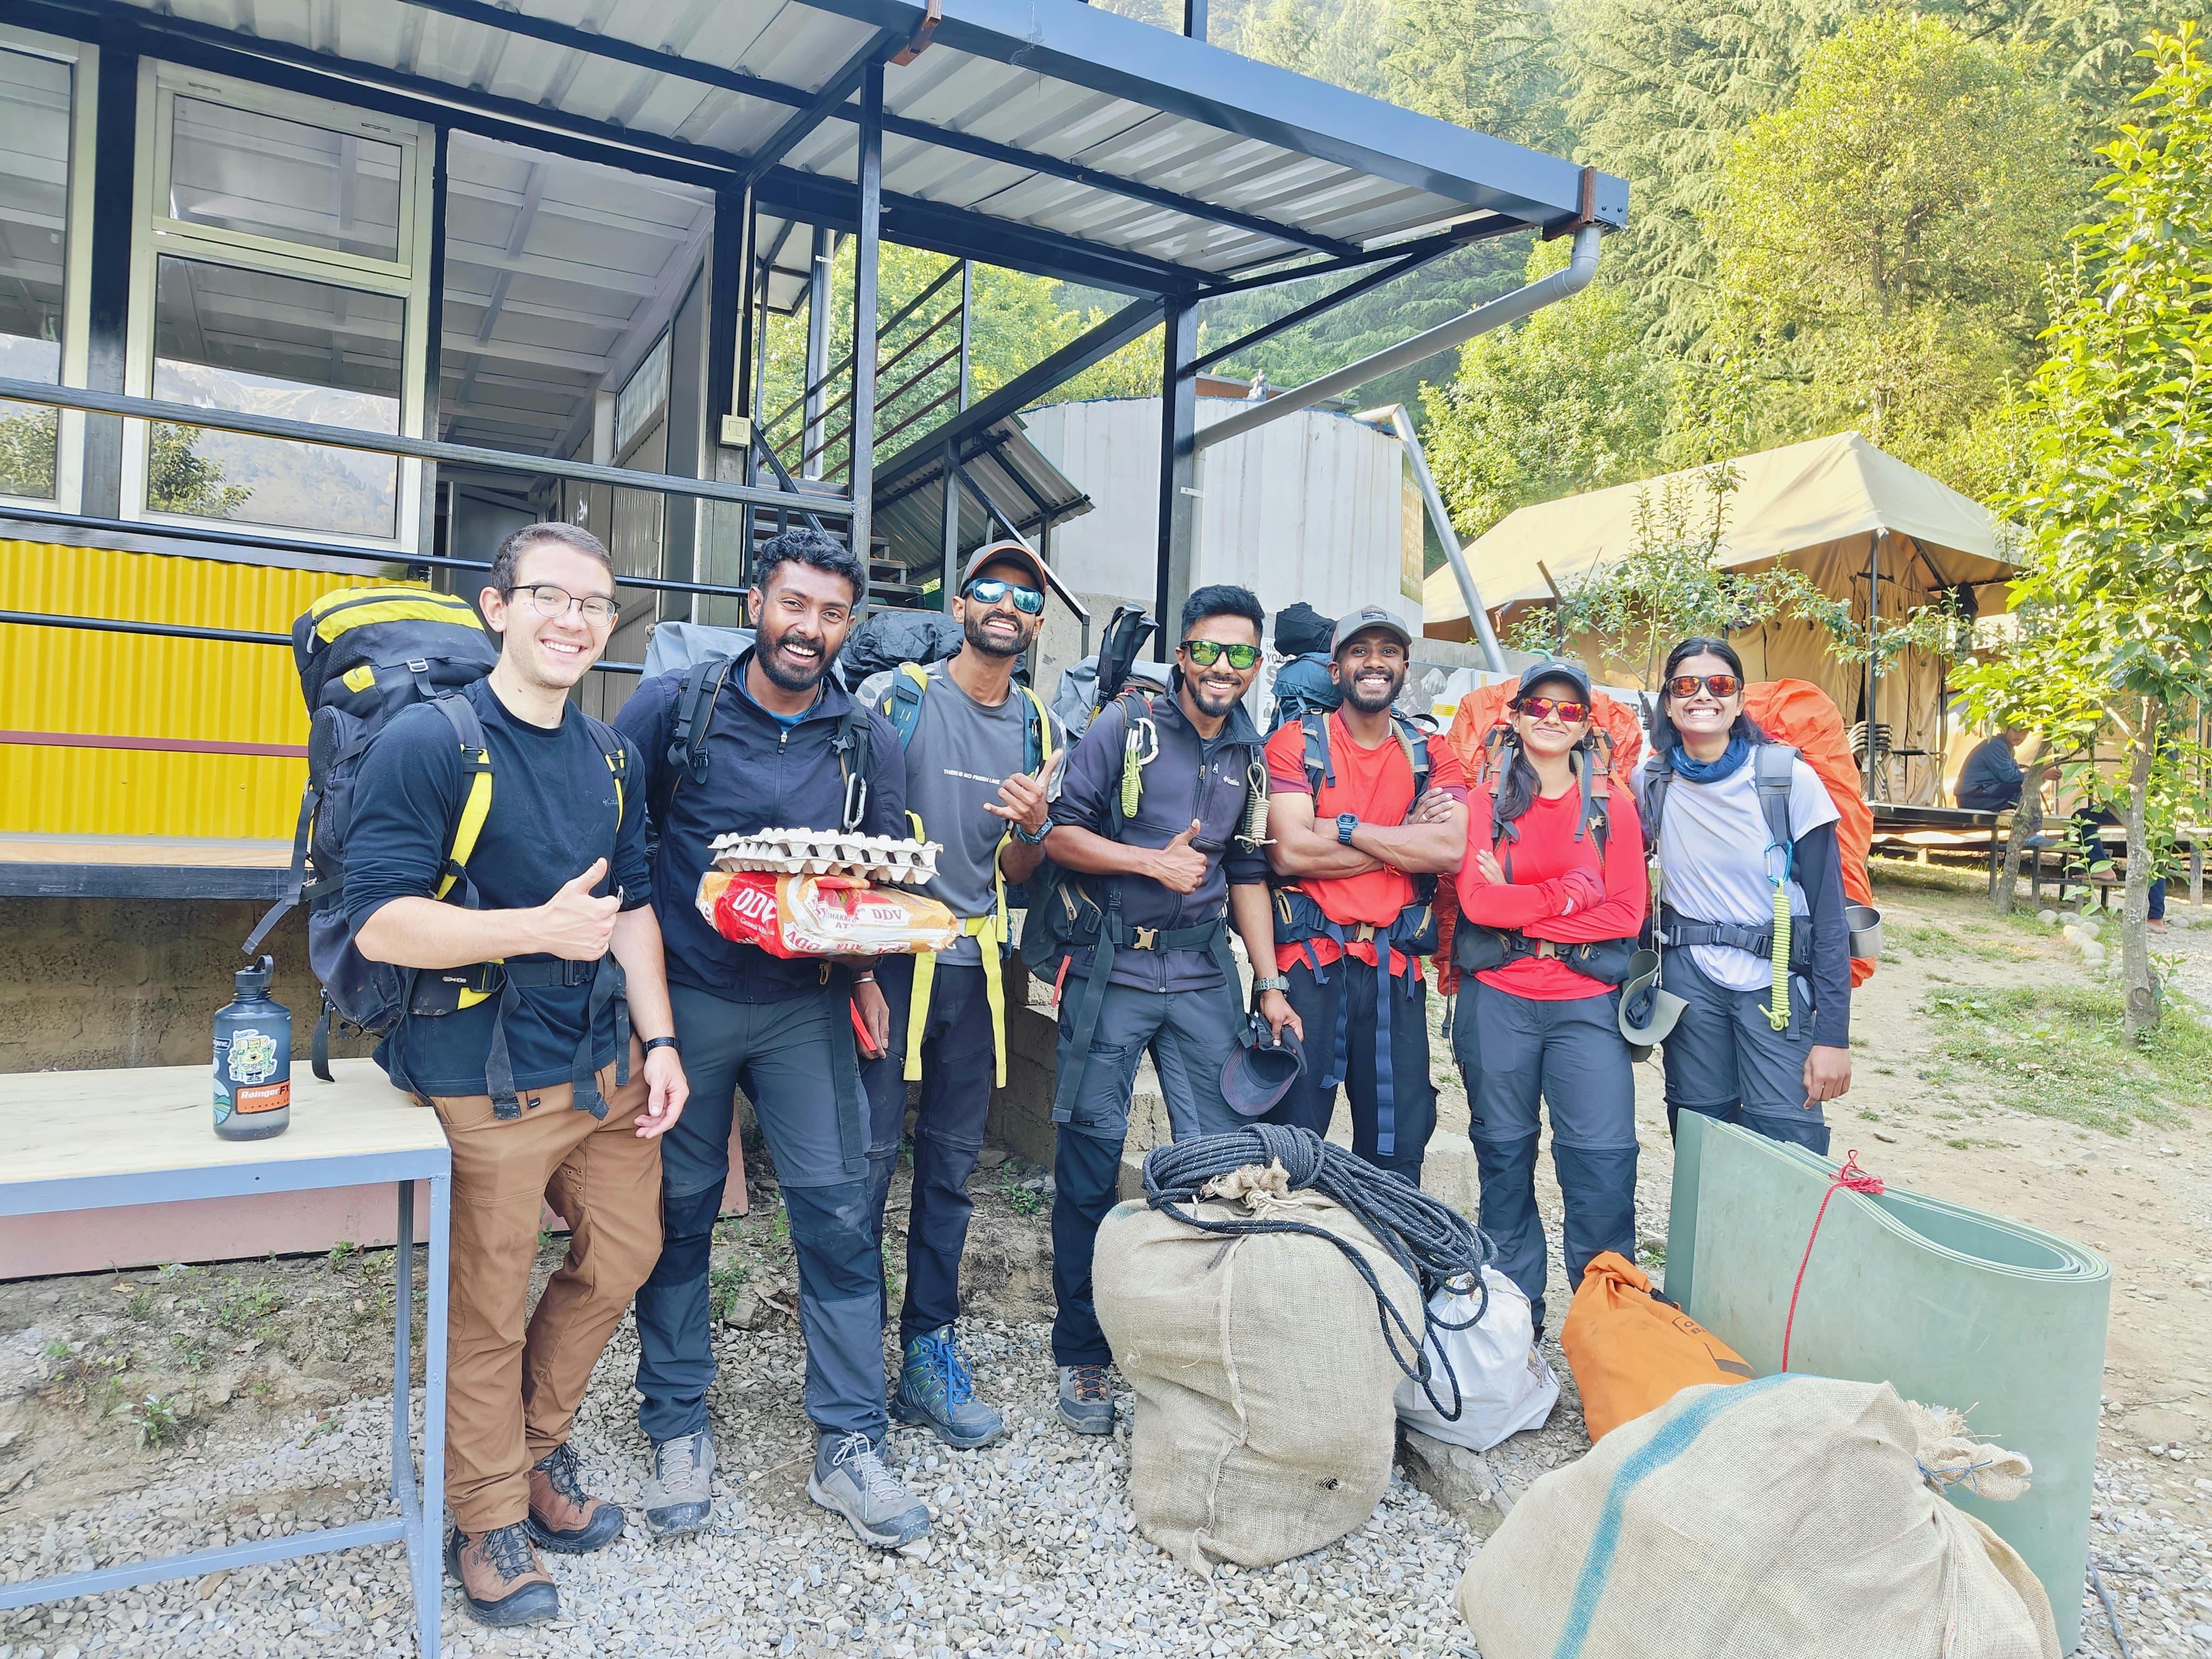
[{"xmin": 0, "ymin": 1059, "xmax": 449, "ymax": 1657}]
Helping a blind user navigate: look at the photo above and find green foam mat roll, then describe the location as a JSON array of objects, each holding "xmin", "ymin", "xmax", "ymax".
[{"xmin": 1665, "ymin": 1112, "xmax": 2109, "ymax": 1654}]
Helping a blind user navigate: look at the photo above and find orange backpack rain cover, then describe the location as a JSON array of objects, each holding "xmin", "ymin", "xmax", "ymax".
[
  {"xmin": 1559, "ymin": 1252, "xmax": 1753, "ymax": 1442},
  {"xmin": 1743, "ymin": 679, "xmax": 1878, "ymax": 988},
  {"xmin": 1433, "ymin": 677, "xmax": 1644, "ymax": 993}
]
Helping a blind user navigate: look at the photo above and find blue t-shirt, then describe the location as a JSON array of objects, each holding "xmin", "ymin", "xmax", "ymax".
[{"xmin": 343, "ymin": 677, "xmax": 652, "ymax": 1097}]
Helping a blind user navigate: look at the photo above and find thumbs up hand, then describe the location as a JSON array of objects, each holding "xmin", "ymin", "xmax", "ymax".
[
  {"xmin": 1148, "ymin": 819, "xmax": 1210, "ymax": 895},
  {"xmin": 532, "ymin": 857, "xmax": 620, "ymax": 959}
]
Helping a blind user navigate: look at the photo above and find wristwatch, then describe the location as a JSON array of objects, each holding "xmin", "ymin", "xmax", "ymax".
[
  {"xmin": 1336, "ymin": 813, "xmax": 1359, "ymax": 846},
  {"xmin": 1253, "ymin": 974, "xmax": 1291, "ymax": 994},
  {"xmin": 1014, "ymin": 815, "xmax": 1054, "ymax": 846},
  {"xmin": 642, "ymin": 1035, "xmax": 681, "ymax": 1057}
]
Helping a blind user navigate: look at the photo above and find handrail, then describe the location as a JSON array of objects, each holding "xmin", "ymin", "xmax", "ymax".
[
  {"xmin": 0, "ymin": 609, "xmax": 643, "ymax": 677},
  {"xmin": 0, "ymin": 378, "xmax": 852, "ymax": 515},
  {"xmin": 760, "ymin": 259, "xmax": 966, "ymax": 436}
]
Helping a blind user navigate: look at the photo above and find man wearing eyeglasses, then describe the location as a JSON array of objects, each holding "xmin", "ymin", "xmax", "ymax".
[
  {"xmin": 347, "ymin": 521, "xmax": 686, "ymax": 1629},
  {"xmin": 1036, "ymin": 583, "xmax": 1302, "ymax": 1435},
  {"xmin": 859, "ymin": 542, "xmax": 1064, "ymax": 1452}
]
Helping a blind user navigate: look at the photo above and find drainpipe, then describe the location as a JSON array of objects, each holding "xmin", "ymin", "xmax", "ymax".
[
  {"xmin": 1377, "ymin": 403, "xmax": 1507, "ymax": 673},
  {"xmin": 1192, "ymin": 223, "xmax": 1603, "ymax": 455}
]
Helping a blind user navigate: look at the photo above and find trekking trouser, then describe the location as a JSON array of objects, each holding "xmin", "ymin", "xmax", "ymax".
[
  {"xmin": 864, "ymin": 953, "xmax": 996, "ymax": 1344},
  {"xmin": 1048, "ymin": 973, "xmax": 1246, "ymax": 1367},
  {"xmin": 638, "ymin": 982, "xmax": 882, "ymax": 1446},
  {"xmin": 1049, "ymin": 909, "xmax": 1242, "ymax": 1122},
  {"xmin": 1462, "ymin": 982, "xmax": 1638, "ymax": 1333},
  {"xmin": 429, "ymin": 1041, "xmax": 660, "ymax": 1532},
  {"xmin": 1265, "ymin": 953, "xmax": 1435, "ymax": 1183},
  {"xmin": 1658, "ymin": 948, "xmax": 1831, "ymax": 1156}
]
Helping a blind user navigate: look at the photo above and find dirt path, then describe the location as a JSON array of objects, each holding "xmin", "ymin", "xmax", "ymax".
[{"xmin": 1, "ymin": 864, "xmax": 2208, "ymax": 1655}]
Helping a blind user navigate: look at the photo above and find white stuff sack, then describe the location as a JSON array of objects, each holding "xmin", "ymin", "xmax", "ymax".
[{"xmin": 1394, "ymin": 1267, "xmax": 1558, "ymax": 1451}]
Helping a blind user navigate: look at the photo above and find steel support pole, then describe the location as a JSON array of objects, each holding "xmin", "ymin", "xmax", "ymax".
[
  {"xmin": 802, "ymin": 225, "xmax": 834, "ymax": 481},
  {"xmin": 957, "ymin": 259, "xmax": 973, "ymax": 412},
  {"xmin": 940, "ymin": 440, "xmax": 961, "ymax": 606},
  {"xmin": 82, "ymin": 41, "xmax": 139, "ymax": 518},
  {"xmin": 1866, "ymin": 530, "xmax": 1884, "ymax": 798},
  {"xmin": 1154, "ymin": 298, "xmax": 1199, "ymax": 659},
  {"xmin": 851, "ymin": 63, "xmax": 884, "ymax": 595},
  {"xmin": 1382, "ymin": 404, "xmax": 1504, "ymax": 672}
]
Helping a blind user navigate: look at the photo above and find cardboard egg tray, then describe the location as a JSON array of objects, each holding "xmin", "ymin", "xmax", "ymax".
[{"xmin": 708, "ymin": 828, "xmax": 942, "ymax": 886}]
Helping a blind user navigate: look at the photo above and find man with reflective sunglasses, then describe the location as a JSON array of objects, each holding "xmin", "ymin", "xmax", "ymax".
[
  {"xmin": 861, "ymin": 542, "xmax": 1065, "ymax": 1451},
  {"xmin": 1037, "ymin": 583, "xmax": 1302, "ymax": 1435}
]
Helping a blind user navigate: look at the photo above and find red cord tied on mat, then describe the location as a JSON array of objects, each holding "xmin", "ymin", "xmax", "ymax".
[{"xmin": 1780, "ymin": 1148, "xmax": 1885, "ymax": 1372}]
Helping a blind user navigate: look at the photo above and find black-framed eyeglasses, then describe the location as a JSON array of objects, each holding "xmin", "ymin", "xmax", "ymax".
[
  {"xmin": 1182, "ymin": 639, "xmax": 1262, "ymax": 670},
  {"xmin": 963, "ymin": 577, "xmax": 1045, "ymax": 615},
  {"xmin": 506, "ymin": 584, "xmax": 619, "ymax": 626}
]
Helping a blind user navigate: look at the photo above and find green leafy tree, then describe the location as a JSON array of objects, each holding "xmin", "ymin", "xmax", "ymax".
[
  {"xmin": 1709, "ymin": 12, "xmax": 2080, "ymax": 481},
  {"xmin": 148, "ymin": 424, "xmax": 251, "ymax": 518},
  {"xmin": 1954, "ymin": 26, "xmax": 2212, "ymax": 1037},
  {"xmin": 0, "ymin": 405, "xmax": 58, "ymax": 498},
  {"xmin": 1417, "ymin": 239, "xmax": 1675, "ymax": 540}
]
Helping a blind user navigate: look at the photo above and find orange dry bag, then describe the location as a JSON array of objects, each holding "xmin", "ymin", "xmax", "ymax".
[{"xmin": 1559, "ymin": 1252, "xmax": 1753, "ymax": 1441}]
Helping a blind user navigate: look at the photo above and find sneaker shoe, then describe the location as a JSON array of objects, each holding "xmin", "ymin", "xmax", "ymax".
[
  {"xmin": 641, "ymin": 1429, "xmax": 716, "ymax": 1541},
  {"xmin": 1057, "ymin": 1364, "xmax": 1115, "ymax": 1435},
  {"xmin": 892, "ymin": 1325, "xmax": 1006, "ymax": 1449},
  {"xmin": 807, "ymin": 1431, "xmax": 931, "ymax": 1549},
  {"xmin": 525, "ymin": 1442, "xmax": 624, "ymax": 1553},
  {"xmin": 446, "ymin": 1522, "xmax": 559, "ymax": 1627}
]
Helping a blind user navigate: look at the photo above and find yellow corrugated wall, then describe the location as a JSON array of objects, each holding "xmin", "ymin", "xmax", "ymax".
[{"xmin": 0, "ymin": 542, "xmax": 403, "ymax": 839}]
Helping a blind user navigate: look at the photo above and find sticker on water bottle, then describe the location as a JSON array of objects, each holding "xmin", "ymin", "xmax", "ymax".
[
  {"xmin": 214, "ymin": 1079, "xmax": 233, "ymax": 1125},
  {"xmin": 227, "ymin": 1028, "xmax": 280, "ymax": 1085}
]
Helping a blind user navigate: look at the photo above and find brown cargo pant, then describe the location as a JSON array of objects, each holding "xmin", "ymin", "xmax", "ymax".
[{"xmin": 429, "ymin": 1040, "xmax": 661, "ymax": 1534}]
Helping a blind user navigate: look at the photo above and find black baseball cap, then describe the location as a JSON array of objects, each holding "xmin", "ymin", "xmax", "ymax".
[
  {"xmin": 1220, "ymin": 1014, "xmax": 1306, "ymax": 1116},
  {"xmin": 1516, "ymin": 658, "xmax": 1593, "ymax": 705}
]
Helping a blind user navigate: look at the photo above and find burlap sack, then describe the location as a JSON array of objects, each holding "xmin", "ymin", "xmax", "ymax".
[
  {"xmin": 1092, "ymin": 1164, "xmax": 1422, "ymax": 1571},
  {"xmin": 1456, "ymin": 1374, "xmax": 2060, "ymax": 1659}
]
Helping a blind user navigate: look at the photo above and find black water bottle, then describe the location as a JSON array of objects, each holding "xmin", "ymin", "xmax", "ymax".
[{"xmin": 214, "ymin": 955, "xmax": 292, "ymax": 1141}]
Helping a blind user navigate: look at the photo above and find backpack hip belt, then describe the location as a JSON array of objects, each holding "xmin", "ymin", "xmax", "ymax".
[
  {"xmin": 1655, "ymin": 907, "xmax": 1814, "ymax": 972},
  {"xmin": 1048, "ymin": 898, "xmax": 1240, "ymax": 1125}
]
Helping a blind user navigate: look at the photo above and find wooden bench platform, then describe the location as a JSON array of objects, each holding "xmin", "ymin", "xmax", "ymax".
[{"xmin": 0, "ymin": 833, "xmax": 293, "ymax": 900}]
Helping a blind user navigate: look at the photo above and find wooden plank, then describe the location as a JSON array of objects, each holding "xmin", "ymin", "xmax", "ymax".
[
  {"xmin": 0, "ymin": 834, "xmax": 292, "ymax": 868},
  {"xmin": 0, "ymin": 1059, "xmax": 445, "ymax": 1192}
]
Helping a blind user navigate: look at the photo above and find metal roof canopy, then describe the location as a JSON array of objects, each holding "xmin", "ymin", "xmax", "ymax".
[
  {"xmin": 871, "ymin": 412, "xmax": 1092, "ymax": 575},
  {"xmin": 86, "ymin": 0, "xmax": 1623, "ymax": 297}
]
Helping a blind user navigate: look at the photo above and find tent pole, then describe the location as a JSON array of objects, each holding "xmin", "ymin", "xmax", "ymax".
[{"xmin": 1385, "ymin": 403, "xmax": 1506, "ymax": 673}]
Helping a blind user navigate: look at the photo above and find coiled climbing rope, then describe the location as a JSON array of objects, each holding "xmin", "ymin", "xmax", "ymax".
[
  {"xmin": 1766, "ymin": 881, "xmax": 1794, "ymax": 1031},
  {"xmin": 1142, "ymin": 1123, "xmax": 1495, "ymax": 1420}
]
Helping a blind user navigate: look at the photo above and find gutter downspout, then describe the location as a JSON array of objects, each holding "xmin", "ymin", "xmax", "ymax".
[
  {"xmin": 1378, "ymin": 402, "xmax": 1507, "ymax": 673},
  {"xmin": 1191, "ymin": 222, "xmax": 1603, "ymax": 456}
]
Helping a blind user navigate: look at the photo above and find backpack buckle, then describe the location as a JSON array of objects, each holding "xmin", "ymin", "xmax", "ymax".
[
  {"xmin": 1130, "ymin": 926, "xmax": 1159, "ymax": 950},
  {"xmin": 406, "ymin": 659, "xmax": 429, "ymax": 673}
]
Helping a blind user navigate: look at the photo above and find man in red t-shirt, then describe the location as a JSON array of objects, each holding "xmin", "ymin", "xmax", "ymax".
[{"xmin": 1263, "ymin": 608, "xmax": 1467, "ymax": 1182}]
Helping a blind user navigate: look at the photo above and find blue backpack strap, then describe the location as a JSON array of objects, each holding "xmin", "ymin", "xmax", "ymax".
[
  {"xmin": 884, "ymin": 661, "xmax": 930, "ymax": 749},
  {"xmin": 1301, "ymin": 710, "xmax": 1332, "ymax": 793},
  {"xmin": 1755, "ymin": 743, "xmax": 1797, "ymax": 854}
]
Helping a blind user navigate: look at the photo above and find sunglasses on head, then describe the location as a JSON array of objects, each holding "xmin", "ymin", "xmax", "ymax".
[
  {"xmin": 962, "ymin": 577, "xmax": 1044, "ymax": 615},
  {"xmin": 1515, "ymin": 695, "xmax": 1589, "ymax": 724},
  {"xmin": 1667, "ymin": 673, "xmax": 1743, "ymax": 699},
  {"xmin": 1182, "ymin": 639, "xmax": 1262, "ymax": 670}
]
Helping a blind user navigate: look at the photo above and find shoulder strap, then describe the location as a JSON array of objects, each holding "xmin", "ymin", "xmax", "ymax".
[
  {"xmin": 1755, "ymin": 743, "xmax": 1797, "ymax": 851},
  {"xmin": 835, "ymin": 700, "xmax": 873, "ymax": 832},
  {"xmin": 432, "ymin": 694, "xmax": 494, "ymax": 899},
  {"xmin": 576, "ymin": 709, "xmax": 629, "ymax": 827},
  {"xmin": 1392, "ymin": 714, "xmax": 1431, "ymax": 814},
  {"xmin": 1020, "ymin": 683, "xmax": 1053, "ymax": 775},
  {"xmin": 885, "ymin": 661, "xmax": 931, "ymax": 750},
  {"xmin": 1642, "ymin": 756, "xmax": 1671, "ymax": 849},
  {"xmin": 659, "ymin": 654, "xmax": 736, "ymax": 824},
  {"xmin": 1301, "ymin": 711, "xmax": 1331, "ymax": 795}
]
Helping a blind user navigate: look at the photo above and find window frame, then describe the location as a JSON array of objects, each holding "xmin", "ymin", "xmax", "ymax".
[
  {"xmin": 120, "ymin": 60, "xmax": 434, "ymax": 554},
  {"xmin": 0, "ymin": 22, "xmax": 98, "ymax": 517}
]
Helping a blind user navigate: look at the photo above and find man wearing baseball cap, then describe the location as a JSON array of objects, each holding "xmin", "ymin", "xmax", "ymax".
[
  {"xmin": 1262, "ymin": 606, "xmax": 1467, "ymax": 1183},
  {"xmin": 861, "ymin": 541, "xmax": 1064, "ymax": 1453}
]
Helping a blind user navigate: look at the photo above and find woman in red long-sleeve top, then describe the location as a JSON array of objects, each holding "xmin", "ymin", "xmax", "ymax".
[{"xmin": 1450, "ymin": 662, "xmax": 1647, "ymax": 1338}]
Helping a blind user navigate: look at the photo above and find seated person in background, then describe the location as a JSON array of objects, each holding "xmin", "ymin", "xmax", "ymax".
[{"xmin": 1955, "ymin": 725, "xmax": 2058, "ymax": 813}]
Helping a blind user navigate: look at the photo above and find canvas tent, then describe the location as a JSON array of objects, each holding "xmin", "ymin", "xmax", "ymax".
[{"xmin": 1421, "ymin": 432, "xmax": 2017, "ymax": 804}]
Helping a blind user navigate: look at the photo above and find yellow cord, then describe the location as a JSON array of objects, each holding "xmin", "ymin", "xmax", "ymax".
[{"xmin": 1766, "ymin": 884, "xmax": 1793, "ymax": 1030}]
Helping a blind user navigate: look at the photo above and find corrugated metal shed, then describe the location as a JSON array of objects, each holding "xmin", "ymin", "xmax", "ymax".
[
  {"xmin": 115, "ymin": 0, "xmax": 1620, "ymax": 289},
  {"xmin": 1023, "ymin": 396, "xmax": 1416, "ymax": 632}
]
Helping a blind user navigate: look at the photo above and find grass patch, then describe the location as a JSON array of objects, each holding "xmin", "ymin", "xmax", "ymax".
[
  {"xmin": 999, "ymin": 1166, "xmax": 1044, "ymax": 1217},
  {"xmin": 133, "ymin": 1394, "xmax": 181, "ymax": 1451},
  {"xmin": 1892, "ymin": 920, "xmax": 2034, "ymax": 965},
  {"xmin": 1919, "ymin": 983, "xmax": 2212, "ymax": 1134},
  {"xmin": 707, "ymin": 1259, "xmax": 753, "ymax": 1320}
]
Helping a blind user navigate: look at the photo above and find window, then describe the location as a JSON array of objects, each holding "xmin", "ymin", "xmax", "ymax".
[
  {"xmin": 126, "ymin": 65, "xmax": 429, "ymax": 550},
  {"xmin": 0, "ymin": 26, "xmax": 93, "ymax": 509}
]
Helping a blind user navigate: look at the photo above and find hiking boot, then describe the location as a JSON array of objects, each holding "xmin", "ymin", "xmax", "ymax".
[
  {"xmin": 807, "ymin": 1431, "xmax": 931, "ymax": 1549},
  {"xmin": 641, "ymin": 1429, "xmax": 716, "ymax": 1541},
  {"xmin": 525, "ymin": 1442, "xmax": 624, "ymax": 1553},
  {"xmin": 446, "ymin": 1522, "xmax": 559, "ymax": 1627},
  {"xmin": 892, "ymin": 1325, "xmax": 1005, "ymax": 1449},
  {"xmin": 1057, "ymin": 1364, "xmax": 1115, "ymax": 1435}
]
